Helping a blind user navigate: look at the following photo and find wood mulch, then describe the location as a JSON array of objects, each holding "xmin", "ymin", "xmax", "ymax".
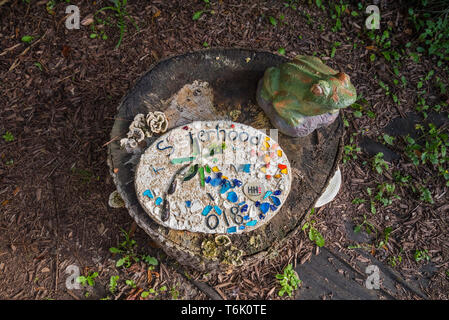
[{"xmin": 0, "ymin": 0, "xmax": 447, "ymax": 299}]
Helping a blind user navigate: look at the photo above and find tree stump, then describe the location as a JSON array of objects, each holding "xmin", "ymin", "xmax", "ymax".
[{"xmin": 107, "ymin": 49, "xmax": 343, "ymax": 272}]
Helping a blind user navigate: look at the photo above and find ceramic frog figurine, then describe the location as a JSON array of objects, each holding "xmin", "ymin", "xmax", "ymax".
[{"xmin": 256, "ymin": 55, "xmax": 357, "ymax": 137}]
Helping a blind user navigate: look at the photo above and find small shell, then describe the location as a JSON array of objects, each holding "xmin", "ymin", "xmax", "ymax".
[
  {"xmin": 133, "ymin": 113, "xmax": 146, "ymax": 125},
  {"xmin": 128, "ymin": 127, "xmax": 145, "ymax": 142},
  {"xmin": 147, "ymin": 111, "xmax": 168, "ymax": 134},
  {"xmin": 108, "ymin": 190, "xmax": 125, "ymax": 208}
]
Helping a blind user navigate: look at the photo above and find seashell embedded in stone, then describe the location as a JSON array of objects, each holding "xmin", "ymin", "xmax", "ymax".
[
  {"xmin": 128, "ymin": 127, "xmax": 145, "ymax": 143},
  {"xmin": 146, "ymin": 111, "xmax": 168, "ymax": 134},
  {"xmin": 108, "ymin": 190, "xmax": 125, "ymax": 208},
  {"xmin": 120, "ymin": 137, "xmax": 138, "ymax": 153}
]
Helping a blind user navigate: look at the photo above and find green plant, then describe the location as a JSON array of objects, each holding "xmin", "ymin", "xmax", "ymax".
[
  {"xmin": 278, "ymin": 47, "xmax": 286, "ymax": 55},
  {"xmin": 276, "ymin": 264, "xmax": 301, "ymax": 297},
  {"xmin": 405, "ymin": 123, "xmax": 449, "ymax": 186},
  {"xmin": 34, "ymin": 62, "xmax": 43, "ymax": 71},
  {"xmin": 142, "ymin": 255, "xmax": 158, "ymax": 266},
  {"xmin": 393, "ymin": 171, "xmax": 411, "ymax": 185},
  {"xmin": 419, "ymin": 186, "xmax": 434, "ymax": 203},
  {"xmin": 414, "ymin": 249, "xmax": 430, "ymax": 262},
  {"xmin": 389, "ymin": 250, "xmax": 403, "ymax": 267},
  {"xmin": 382, "ymin": 134, "xmax": 395, "ymax": 146},
  {"xmin": 109, "ymin": 228, "xmax": 139, "ymax": 268},
  {"xmin": 376, "ymin": 226, "xmax": 393, "ymax": 250},
  {"xmin": 353, "ymin": 214, "xmax": 376, "ymax": 235},
  {"xmin": 2, "ymin": 131, "xmax": 14, "ymax": 142},
  {"xmin": 374, "ymin": 183, "xmax": 400, "ymax": 206},
  {"xmin": 77, "ymin": 271, "xmax": 99, "ymax": 287},
  {"xmin": 192, "ymin": 0, "xmax": 212, "ymax": 21},
  {"xmin": 372, "ymin": 152, "xmax": 390, "ymax": 174},
  {"xmin": 330, "ymin": 41, "xmax": 341, "ymax": 58},
  {"xmin": 90, "ymin": 0, "xmax": 139, "ymax": 49},
  {"xmin": 170, "ymin": 284, "xmax": 180, "ymax": 300},
  {"xmin": 21, "ymin": 35, "xmax": 34, "ymax": 44},
  {"xmin": 268, "ymin": 16, "xmax": 278, "ymax": 26},
  {"xmin": 302, "ymin": 219, "xmax": 325, "ymax": 247},
  {"xmin": 343, "ymin": 136, "xmax": 361, "ymax": 163},
  {"xmin": 329, "ymin": 1, "xmax": 348, "ymax": 32},
  {"xmin": 408, "ymin": 3, "xmax": 449, "ymax": 62},
  {"xmin": 109, "ymin": 275, "xmax": 119, "ymax": 294},
  {"xmin": 125, "ymin": 279, "xmax": 136, "ymax": 288}
]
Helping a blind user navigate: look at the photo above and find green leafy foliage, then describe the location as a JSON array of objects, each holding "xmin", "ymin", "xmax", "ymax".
[
  {"xmin": 302, "ymin": 220, "xmax": 325, "ymax": 247},
  {"xmin": 372, "ymin": 152, "xmax": 390, "ymax": 174},
  {"xmin": 90, "ymin": 0, "xmax": 139, "ymax": 49},
  {"xmin": 2, "ymin": 131, "xmax": 14, "ymax": 142},
  {"xmin": 109, "ymin": 275, "xmax": 119, "ymax": 294},
  {"xmin": 21, "ymin": 35, "xmax": 34, "ymax": 44},
  {"xmin": 276, "ymin": 264, "xmax": 301, "ymax": 297},
  {"xmin": 76, "ymin": 271, "xmax": 98, "ymax": 287},
  {"xmin": 414, "ymin": 249, "xmax": 430, "ymax": 262},
  {"xmin": 109, "ymin": 228, "xmax": 159, "ymax": 269},
  {"xmin": 405, "ymin": 123, "xmax": 449, "ymax": 186}
]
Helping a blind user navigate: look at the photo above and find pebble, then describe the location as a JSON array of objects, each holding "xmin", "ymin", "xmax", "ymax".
[
  {"xmin": 213, "ymin": 205, "xmax": 222, "ymax": 215},
  {"xmin": 227, "ymin": 226, "xmax": 237, "ymax": 233},
  {"xmin": 263, "ymin": 191, "xmax": 273, "ymax": 199},
  {"xmin": 210, "ymin": 178, "xmax": 221, "ymax": 187},
  {"xmin": 260, "ymin": 202, "xmax": 270, "ymax": 214},
  {"xmin": 246, "ymin": 220, "xmax": 257, "ymax": 227},
  {"xmin": 202, "ymin": 205, "xmax": 213, "ymax": 216},
  {"xmin": 270, "ymin": 195, "xmax": 281, "ymax": 206},
  {"xmin": 143, "ymin": 189, "xmax": 154, "ymax": 199},
  {"xmin": 227, "ymin": 191, "xmax": 238, "ymax": 203}
]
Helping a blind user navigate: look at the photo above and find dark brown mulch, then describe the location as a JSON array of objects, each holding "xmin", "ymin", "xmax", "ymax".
[{"xmin": 0, "ymin": 0, "xmax": 448, "ymax": 300}]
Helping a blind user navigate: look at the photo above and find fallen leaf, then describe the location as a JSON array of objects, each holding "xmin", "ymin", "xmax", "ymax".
[
  {"xmin": 61, "ymin": 45, "xmax": 71, "ymax": 58},
  {"xmin": 13, "ymin": 186, "xmax": 20, "ymax": 196},
  {"xmin": 153, "ymin": 10, "xmax": 161, "ymax": 19},
  {"xmin": 81, "ymin": 14, "xmax": 94, "ymax": 26},
  {"xmin": 41, "ymin": 267, "xmax": 50, "ymax": 273},
  {"xmin": 1, "ymin": 200, "xmax": 9, "ymax": 206}
]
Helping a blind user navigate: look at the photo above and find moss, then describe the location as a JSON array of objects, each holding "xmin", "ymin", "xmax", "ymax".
[
  {"xmin": 249, "ymin": 235, "xmax": 262, "ymax": 248},
  {"xmin": 229, "ymin": 109, "xmax": 241, "ymax": 121},
  {"xmin": 215, "ymin": 235, "xmax": 231, "ymax": 247},
  {"xmin": 201, "ymin": 240, "xmax": 219, "ymax": 261},
  {"xmin": 222, "ymin": 245, "xmax": 244, "ymax": 266}
]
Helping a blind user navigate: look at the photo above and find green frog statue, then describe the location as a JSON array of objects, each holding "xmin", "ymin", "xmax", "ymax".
[{"xmin": 256, "ymin": 55, "xmax": 357, "ymax": 137}]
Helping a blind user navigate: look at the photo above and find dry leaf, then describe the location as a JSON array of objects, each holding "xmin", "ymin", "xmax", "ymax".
[
  {"xmin": 81, "ymin": 14, "xmax": 94, "ymax": 26},
  {"xmin": 13, "ymin": 186, "xmax": 20, "ymax": 196}
]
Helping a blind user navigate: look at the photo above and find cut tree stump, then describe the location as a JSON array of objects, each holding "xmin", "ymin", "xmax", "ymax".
[{"xmin": 107, "ymin": 48, "xmax": 343, "ymax": 272}]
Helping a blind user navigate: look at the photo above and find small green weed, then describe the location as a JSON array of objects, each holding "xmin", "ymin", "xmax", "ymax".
[
  {"xmin": 77, "ymin": 271, "xmax": 99, "ymax": 287},
  {"xmin": 90, "ymin": 0, "xmax": 139, "ymax": 49},
  {"xmin": 109, "ymin": 275, "xmax": 119, "ymax": 294},
  {"xmin": 372, "ymin": 152, "xmax": 390, "ymax": 175},
  {"xmin": 2, "ymin": 131, "xmax": 14, "ymax": 142},
  {"xmin": 276, "ymin": 264, "xmax": 301, "ymax": 297},
  {"xmin": 414, "ymin": 249, "xmax": 430, "ymax": 262}
]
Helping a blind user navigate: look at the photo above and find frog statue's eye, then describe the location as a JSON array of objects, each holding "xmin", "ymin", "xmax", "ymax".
[
  {"xmin": 311, "ymin": 83, "xmax": 324, "ymax": 96},
  {"xmin": 336, "ymin": 72, "xmax": 350, "ymax": 84}
]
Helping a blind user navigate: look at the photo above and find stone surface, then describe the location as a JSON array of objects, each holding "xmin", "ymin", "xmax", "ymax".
[{"xmin": 134, "ymin": 120, "xmax": 292, "ymax": 234}]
